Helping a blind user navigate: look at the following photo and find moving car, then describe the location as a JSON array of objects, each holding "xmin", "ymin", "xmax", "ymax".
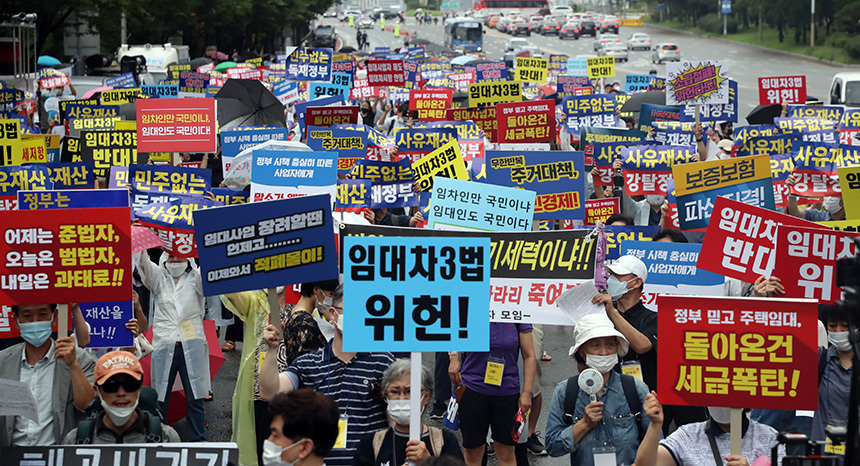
[
  {"xmin": 829, "ymin": 72, "xmax": 860, "ymax": 107},
  {"xmin": 312, "ymin": 25, "xmax": 336, "ymax": 48},
  {"xmin": 509, "ymin": 17, "xmax": 531, "ymax": 36},
  {"xmin": 540, "ymin": 15, "xmax": 565, "ymax": 35},
  {"xmin": 357, "ymin": 17, "xmax": 374, "ymax": 29},
  {"xmin": 579, "ymin": 15, "xmax": 598, "ymax": 37},
  {"xmin": 602, "ymin": 16, "xmax": 620, "ymax": 34},
  {"xmin": 652, "ymin": 43, "xmax": 681, "ymax": 63},
  {"xmin": 504, "ymin": 38, "xmax": 531, "ymax": 54},
  {"xmin": 550, "ymin": 5, "xmax": 573, "ymax": 15},
  {"xmin": 343, "ymin": 9, "xmax": 362, "ymax": 20},
  {"xmin": 627, "ymin": 33, "xmax": 652, "ymax": 51},
  {"xmin": 600, "ymin": 43, "xmax": 628, "ymax": 62},
  {"xmin": 486, "ymin": 13, "xmax": 501, "ymax": 26},
  {"xmin": 593, "ymin": 34, "xmax": 620, "ymax": 52},
  {"xmin": 559, "ymin": 21, "xmax": 582, "ymax": 40},
  {"xmin": 497, "ymin": 16, "xmax": 513, "ymax": 32}
]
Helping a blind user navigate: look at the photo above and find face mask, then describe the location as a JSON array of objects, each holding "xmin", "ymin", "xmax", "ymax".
[
  {"xmin": 387, "ymin": 399, "xmax": 412, "ymax": 425},
  {"xmin": 585, "ymin": 353, "xmax": 618, "ymax": 374},
  {"xmin": 335, "ymin": 310, "xmax": 344, "ymax": 333},
  {"xmin": 823, "ymin": 196, "xmax": 843, "ymax": 216},
  {"xmin": 18, "ymin": 320, "xmax": 53, "ymax": 347},
  {"xmin": 361, "ymin": 108, "xmax": 370, "ymax": 114},
  {"xmin": 828, "ymin": 331, "xmax": 852, "ymax": 351},
  {"xmin": 100, "ymin": 391, "xmax": 139, "ymax": 426},
  {"xmin": 708, "ymin": 406, "xmax": 732, "ymax": 424},
  {"xmin": 262, "ymin": 439, "xmax": 303, "ymax": 466},
  {"xmin": 165, "ymin": 262, "xmax": 186, "ymax": 278},
  {"xmin": 646, "ymin": 194, "xmax": 665, "ymax": 206},
  {"xmin": 316, "ymin": 293, "xmax": 333, "ymax": 314},
  {"xmin": 606, "ymin": 275, "xmax": 631, "ymax": 300}
]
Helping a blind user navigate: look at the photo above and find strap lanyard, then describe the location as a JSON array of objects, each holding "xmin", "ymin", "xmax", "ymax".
[{"xmin": 706, "ymin": 430, "xmax": 723, "ymax": 466}]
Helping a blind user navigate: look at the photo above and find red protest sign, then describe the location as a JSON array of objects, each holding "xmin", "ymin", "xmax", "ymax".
[
  {"xmin": 758, "ymin": 76, "xmax": 806, "ymax": 105},
  {"xmin": 697, "ymin": 197, "xmax": 827, "ymax": 283},
  {"xmin": 227, "ymin": 68, "xmax": 263, "ymax": 80},
  {"xmin": 584, "ymin": 198, "xmax": 620, "ymax": 225},
  {"xmin": 657, "ymin": 295, "xmax": 819, "ymax": 410},
  {"xmin": 39, "ymin": 75, "xmax": 71, "ymax": 90},
  {"xmin": 136, "ymin": 98, "xmax": 217, "ymax": 153},
  {"xmin": 496, "ymin": 99, "xmax": 556, "ymax": 144},
  {"xmin": 0, "ymin": 207, "xmax": 132, "ymax": 306},
  {"xmin": 350, "ymin": 78, "xmax": 380, "ymax": 100},
  {"xmin": 366, "ymin": 60, "xmax": 406, "ymax": 87},
  {"xmin": 304, "ymin": 106, "xmax": 360, "ymax": 139},
  {"xmin": 773, "ymin": 225, "xmax": 859, "ymax": 304},
  {"xmin": 447, "ymin": 107, "xmax": 497, "ymax": 142},
  {"xmin": 410, "ymin": 89, "xmax": 453, "ymax": 121}
]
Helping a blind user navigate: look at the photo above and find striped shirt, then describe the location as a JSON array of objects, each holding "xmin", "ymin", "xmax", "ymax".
[{"xmin": 286, "ymin": 342, "xmax": 395, "ymax": 466}]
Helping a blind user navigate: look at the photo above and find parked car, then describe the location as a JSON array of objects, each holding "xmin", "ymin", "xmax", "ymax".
[
  {"xmin": 602, "ymin": 16, "xmax": 620, "ymax": 34},
  {"xmin": 600, "ymin": 43, "xmax": 628, "ymax": 62},
  {"xmin": 627, "ymin": 33, "xmax": 652, "ymax": 50},
  {"xmin": 509, "ymin": 17, "xmax": 531, "ymax": 36},
  {"xmin": 559, "ymin": 21, "xmax": 582, "ymax": 40},
  {"xmin": 579, "ymin": 15, "xmax": 598, "ymax": 36},
  {"xmin": 593, "ymin": 34, "xmax": 620, "ymax": 52},
  {"xmin": 652, "ymin": 43, "xmax": 681, "ymax": 63},
  {"xmin": 829, "ymin": 72, "xmax": 860, "ymax": 107}
]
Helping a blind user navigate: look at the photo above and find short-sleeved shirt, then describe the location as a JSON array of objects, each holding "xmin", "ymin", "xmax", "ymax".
[
  {"xmin": 460, "ymin": 322, "xmax": 532, "ymax": 396},
  {"xmin": 803, "ymin": 208, "xmax": 836, "ymax": 222},
  {"xmin": 619, "ymin": 301, "xmax": 658, "ymax": 391},
  {"xmin": 660, "ymin": 419, "xmax": 783, "ymax": 465},
  {"xmin": 813, "ymin": 345, "xmax": 852, "ymax": 442},
  {"xmin": 351, "ymin": 428, "xmax": 464, "ymax": 466},
  {"xmin": 285, "ymin": 342, "xmax": 395, "ymax": 466}
]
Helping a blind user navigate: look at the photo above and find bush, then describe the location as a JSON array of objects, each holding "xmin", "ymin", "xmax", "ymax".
[
  {"xmin": 836, "ymin": 1, "xmax": 860, "ymax": 35},
  {"xmin": 697, "ymin": 13, "xmax": 738, "ymax": 34},
  {"xmin": 846, "ymin": 36, "xmax": 860, "ymax": 60},
  {"xmin": 826, "ymin": 31, "xmax": 851, "ymax": 49}
]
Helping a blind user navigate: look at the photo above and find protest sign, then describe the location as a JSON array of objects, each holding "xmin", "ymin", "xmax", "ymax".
[
  {"xmin": 428, "ymin": 177, "xmax": 535, "ymax": 231},
  {"xmin": 100, "ymin": 89, "xmax": 144, "ymax": 105},
  {"xmin": 17, "ymin": 189, "xmax": 128, "ymax": 211},
  {"xmin": 638, "ymin": 103, "xmax": 679, "ymax": 133},
  {"xmin": 584, "ymin": 198, "xmax": 620, "ymax": 225},
  {"xmin": 449, "ymin": 72, "xmax": 475, "ymax": 92},
  {"xmin": 294, "ymin": 95, "xmax": 344, "ymax": 134},
  {"xmin": 410, "ymin": 89, "xmax": 453, "ymax": 120},
  {"xmin": 273, "ymin": 80, "xmax": 299, "ymax": 105},
  {"xmin": 672, "ymin": 154, "xmax": 774, "ymax": 231},
  {"xmin": 666, "ymin": 60, "xmax": 730, "ymax": 105},
  {"xmin": 496, "ymin": 100, "xmax": 556, "ymax": 144},
  {"xmin": 474, "ymin": 61, "xmax": 507, "ymax": 82},
  {"xmin": 586, "ymin": 56, "xmax": 615, "ymax": 79},
  {"xmin": 35, "ymin": 162, "xmax": 95, "ymax": 190},
  {"xmin": 788, "ymin": 104, "xmax": 843, "ymax": 123},
  {"xmin": 335, "ymin": 179, "xmax": 371, "ymax": 209},
  {"xmin": 580, "ymin": 127, "xmax": 647, "ymax": 167},
  {"xmin": 136, "ymin": 194, "xmax": 221, "ymax": 258},
  {"xmin": 13, "ymin": 138, "xmax": 47, "ymax": 165},
  {"xmin": 447, "ymin": 107, "xmax": 498, "ymax": 142},
  {"xmin": 625, "ymin": 74, "xmax": 653, "ymax": 92},
  {"xmin": 0, "ymin": 207, "xmax": 131, "ymax": 305},
  {"xmin": 657, "ymin": 295, "xmax": 819, "ymax": 410},
  {"xmin": 412, "ymin": 139, "xmax": 468, "ymax": 192},
  {"xmin": 570, "ymin": 224, "xmax": 659, "ymax": 260},
  {"xmin": 840, "ymin": 109, "xmax": 860, "ymax": 145},
  {"xmin": 681, "ymin": 79, "xmax": 738, "ymax": 123},
  {"xmin": 39, "ymin": 73, "xmax": 70, "ymax": 90},
  {"xmin": 136, "ymin": 98, "xmax": 217, "ymax": 153},
  {"xmin": 0, "ymin": 166, "xmax": 52, "ymax": 211},
  {"xmin": 130, "ymin": 164, "xmax": 212, "ymax": 211},
  {"xmin": 485, "ymin": 150, "xmax": 585, "ymax": 219},
  {"xmin": 64, "ymin": 104, "xmax": 119, "ymax": 121},
  {"xmin": 250, "ymin": 150, "xmax": 337, "ymax": 202},
  {"xmin": 211, "ymin": 187, "xmax": 249, "ymax": 206},
  {"xmin": 105, "ymin": 72, "xmax": 136, "ymax": 89},
  {"xmin": 220, "ymin": 127, "xmax": 289, "ymax": 162},
  {"xmin": 0, "ymin": 119, "xmax": 22, "ymax": 167},
  {"xmin": 839, "ymin": 165, "xmax": 860, "ymax": 219},
  {"xmin": 557, "ymin": 76, "xmax": 592, "ymax": 98},
  {"xmin": 178, "ymin": 71, "xmax": 210, "ymax": 98},
  {"xmin": 306, "ymin": 126, "xmax": 367, "ymax": 174},
  {"xmin": 78, "ymin": 301, "xmax": 134, "ymax": 347},
  {"xmin": 621, "ymin": 145, "xmax": 696, "ymax": 196},
  {"xmin": 697, "ymin": 196, "xmax": 828, "ymax": 283},
  {"xmin": 167, "ymin": 64, "xmax": 192, "ymax": 79},
  {"xmin": 67, "ymin": 116, "xmax": 121, "ymax": 138},
  {"xmin": 79, "ymin": 130, "xmax": 139, "ymax": 178},
  {"xmin": 309, "ymin": 81, "xmax": 349, "ymax": 100},
  {"xmin": 193, "ymin": 194, "xmax": 338, "ymax": 296},
  {"xmin": 3, "ymin": 443, "xmax": 239, "ymax": 466},
  {"xmin": 342, "ymin": 235, "xmax": 491, "ymax": 352},
  {"xmin": 758, "ymin": 76, "xmax": 806, "ymax": 105},
  {"xmin": 563, "ymin": 94, "xmax": 618, "ymax": 132},
  {"xmin": 304, "ymin": 106, "xmax": 359, "ymax": 138},
  {"xmin": 395, "ymin": 128, "xmax": 457, "ymax": 164},
  {"xmin": 774, "ymin": 225, "xmax": 859, "ymax": 304},
  {"xmin": 592, "ymin": 139, "xmax": 649, "ymax": 186},
  {"xmin": 140, "ymin": 84, "xmax": 179, "ymax": 99},
  {"xmin": 566, "ymin": 57, "xmax": 588, "ymax": 76},
  {"xmin": 769, "ymin": 153, "xmax": 793, "ymax": 209},
  {"xmin": 349, "ymin": 158, "xmax": 417, "ymax": 209},
  {"xmin": 790, "ymin": 141, "xmax": 843, "ymax": 197},
  {"xmin": 349, "ymin": 78, "xmax": 380, "ymax": 100},
  {"xmin": 366, "ymin": 59, "xmax": 406, "ymax": 87},
  {"xmin": 468, "ymin": 81, "xmax": 522, "ymax": 107},
  {"xmin": 515, "ymin": 57, "xmax": 549, "ymax": 83},
  {"xmin": 283, "ymin": 47, "xmax": 333, "ymax": 81},
  {"xmin": 340, "ymin": 224, "xmax": 597, "ymax": 326},
  {"xmin": 775, "ymin": 117, "xmax": 838, "ymax": 144}
]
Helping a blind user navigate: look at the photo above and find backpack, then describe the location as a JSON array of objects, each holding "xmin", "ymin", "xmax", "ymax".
[
  {"xmin": 372, "ymin": 427, "xmax": 444, "ymax": 460},
  {"xmin": 75, "ymin": 385, "xmax": 164, "ymax": 444},
  {"xmin": 562, "ymin": 373, "xmax": 645, "ymax": 442}
]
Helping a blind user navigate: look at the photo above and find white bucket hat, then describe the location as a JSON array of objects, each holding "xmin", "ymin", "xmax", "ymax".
[{"xmin": 569, "ymin": 314, "xmax": 630, "ymax": 358}]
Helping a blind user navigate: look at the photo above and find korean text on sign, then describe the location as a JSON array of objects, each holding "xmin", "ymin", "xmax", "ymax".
[
  {"xmin": 657, "ymin": 295, "xmax": 819, "ymax": 410},
  {"xmin": 666, "ymin": 60, "xmax": 730, "ymax": 105},
  {"xmin": 428, "ymin": 177, "xmax": 535, "ymax": 232},
  {"xmin": 366, "ymin": 60, "xmax": 406, "ymax": 87},
  {"xmin": 342, "ymin": 236, "xmax": 491, "ymax": 352},
  {"xmin": 468, "ymin": 82, "xmax": 523, "ymax": 108},
  {"xmin": 515, "ymin": 57, "xmax": 549, "ymax": 83},
  {"xmin": 412, "ymin": 139, "xmax": 468, "ymax": 192},
  {"xmin": 496, "ymin": 100, "xmax": 556, "ymax": 144},
  {"xmin": 586, "ymin": 56, "xmax": 615, "ymax": 79},
  {"xmin": 136, "ymin": 98, "xmax": 217, "ymax": 153},
  {"xmin": 773, "ymin": 225, "xmax": 859, "ymax": 304},
  {"xmin": 621, "ymin": 145, "xmax": 696, "ymax": 196},
  {"xmin": 759, "ymin": 76, "xmax": 806, "ymax": 105},
  {"xmin": 284, "ymin": 47, "xmax": 333, "ymax": 82}
]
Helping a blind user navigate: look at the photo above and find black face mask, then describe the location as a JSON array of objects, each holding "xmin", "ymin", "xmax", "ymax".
[{"xmin": 361, "ymin": 108, "xmax": 370, "ymax": 114}]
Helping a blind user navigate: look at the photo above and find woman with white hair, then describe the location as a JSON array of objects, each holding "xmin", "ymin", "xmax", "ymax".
[
  {"xmin": 545, "ymin": 314, "xmax": 652, "ymax": 466},
  {"xmin": 352, "ymin": 359, "xmax": 463, "ymax": 466}
]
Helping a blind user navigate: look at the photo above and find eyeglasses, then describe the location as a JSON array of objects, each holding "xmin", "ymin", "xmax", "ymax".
[{"xmin": 99, "ymin": 377, "xmax": 143, "ymax": 393}]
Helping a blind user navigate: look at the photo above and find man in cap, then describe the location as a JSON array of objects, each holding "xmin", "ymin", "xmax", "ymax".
[
  {"xmin": 592, "ymin": 255, "xmax": 658, "ymax": 392},
  {"xmin": 63, "ymin": 351, "xmax": 180, "ymax": 444}
]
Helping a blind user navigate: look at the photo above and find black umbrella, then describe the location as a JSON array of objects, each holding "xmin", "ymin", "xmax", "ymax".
[
  {"xmin": 619, "ymin": 90, "xmax": 668, "ymax": 113},
  {"xmin": 215, "ymin": 79, "xmax": 286, "ymax": 130},
  {"xmin": 745, "ymin": 104, "xmax": 782, "ymax": 125},
  {"xmin": 190, "ymin": 57, "xmax": 213, "ymax": 70},
  {"xmin": 339, "ymin": 46, "xmax": 357, "ymax": 53}
]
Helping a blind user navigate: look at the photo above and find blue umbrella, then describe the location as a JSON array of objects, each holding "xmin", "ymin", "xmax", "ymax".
[{"xmin": 37, "ymin": 55, "xmax": 61, "ymax": 67}]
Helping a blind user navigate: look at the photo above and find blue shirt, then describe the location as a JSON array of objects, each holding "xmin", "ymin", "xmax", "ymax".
[
  {"xmin": 813, "ymin": 346, "xmax": 852, "ymax": 443},
  {"xmin": 286, "ymin": 342, "xmax": 395, "ymax": 466},
  {"xmin": 546, "ymin": 371, "xmax": 651, "ymax": 466}
]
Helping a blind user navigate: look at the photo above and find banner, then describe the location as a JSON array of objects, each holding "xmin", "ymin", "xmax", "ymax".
[
  {"xmin": 485, "ymin": 150, "xmax": 585, "ymax": 219},
  {"xmin": 412, "ymin": 139, "xmax": 468, "ymax": 191},
  {"xmin": 0, "ymin": 207, "xmax": 132, "ymax": 305},
  {"xmin": 340, "ymin": 224, "xmax": 596, "ymax": 326},
  {"xmin": 428, "ymin": 177, "xmax": 534, "ymax": 231},
  {"xmin": 447, "ymin": 107, "xmax": 498, "ymax": 142},
  {"xmin": 17, "ymin": 189, "xmax": 128, "ymax": 211},
  {"xmin": 697, "ymin": 196, "xmax": 827, "ymax": 283},
  {"xmin": 2, "ymin": 443, "xmax": 239, "ymax": 465},
  {"xmin": 775, "ymin": 117, "xmax": 838, "ymax": 144},
  {"xmin": 672, "ymin": 155, "xmax": 774, "ymax": 231},
  {"xmin": 496, "ymin": 99, "xmax": 556, "ymax": 144},
  {"xmin": 193, "ymin": 194, "xmax": 338, "ymax": 296},
  {"xmin": 130, "ymin": 164, "xmax": 212, "ymax": 211},
  {"xmin": 474, "ymin": 61, "xmax": 507, "ymax": 83},
  {"xmin": 790, "ymin": 141, "xmax": 843, "ymax": 197},
  {"xmin": 581, "ymin": 127, "xmax": 647, "ymax": 167},
  {"xmin": 34, "ymin": 162, "xmax": 95, "ymax": 190},
  {"xmin": 304, "ymin": 106, "xmax": 359, "ymax": 138},
  {"xmin": 515, "ymin": 57, "xmax": 549, "ymax": 83},
  {"xmin": 342, "ymin": 236, "xmax": 491, "ymax": 352},
  {"xmin": 621, "ymin": 145, "xmax": 696, "ymax": 196},
  {"xmin": 140, "ymin": 84, "xmax": 179, "ymax": 99},
  {"xmin": 839, "ymin": 109, "xmax": 860, "ymax": 145},
  {"xmin": 220, "ymin": 127, "xmax": 289, "ymax": 160},
  {"xmin": 563, "ymin": 94, "xmax": 618, "ymax": 132},
  {"xmin": 584, "ymin": 198, "xmax": 620, "ymax": 225},
  {"xmin": 335, "ymin": 179, "xmax": 370, "ymax": 209},
  {"xmin": 680, "ymin": 79, "xmax": 738, "ymax": 123},
  {"xmin": 136, "ymin": 194, "xmax": 221, "ymax": 258},
  {"xmin": 638, "ymin": 103, "xmax": 679, "ymax": 133},
  {"xmin": 788, "ymin": 104, "xmax": 843, "ymax": 123},
  {"xmin": 586, "ymin": 56, "xmax": 615, "ymax": 79},
  {"xmin": 736, "ymin": 133, "xmax": 794, "ymax": 158},
  {"xmin": 774, "ymin": 225, "xmax": 859, "ymax": 304},
  {"xmin": 250, "ymin": 150, "xmax": 337, "ymax": 202},
  {"xmin": 468, "ymin": 81, "xmax": 522, "ymax": 107},
  {"xmin": 666, "ymin": 60, "xmax": 730, "ymax": 105},
  {"xmin": 306, "ymin": 126, "xmax": 367, "ymax": 174},
  {"xmin": 409, "ymin": 89, "xmax": 453, "ymax": 120},
  {"xmin": 395, "ymin": 128, "xmax": 457, "ymax": 164},
  {"xmin": 366, "ymin": 60, "xmax": 406, "ymax": 87},
  {"xmin": 136, "ymin": 98, "xmax": 217, "ymax": 153},
  {"xmin": 349, "ymin": 158, "xmax": 418, "ymax": 209},
  {"xmin": 657, "ymin": 295, "xmax": 819, "ymax": 410},
  {"xmin": 0, "ymin": 166, "xmax": 52, "ymax": 211},
  {"xmin": 625, "ymin": 74, "xmax": 653, "ymax": 92},
  {"xmin": 758, "ymin": 76, "xmax": 806, "ymax": 105},
  {"xmin": 284, "ymin": 47, "xmax": 333, "ymax": 81},
  {"xmin": 80, "ymin": 130, "xmax": 139, "ymax": 178},
  {"xmin": 592, "ymin": 139, "xmax": 649, "ymax": 186}
]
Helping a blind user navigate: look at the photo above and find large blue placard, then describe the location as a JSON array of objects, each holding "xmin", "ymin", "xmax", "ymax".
[
  {"xmin": 220, "ymin": 127, "xmax": 290, "ymax": 158},
  {"xmin": 29, "ymin": 162, "xmax": 95, "ymax": 190},
  {"xmin": 17, "ymin": 189, "xmax": 129, "ymax": 210},
  {"xmin": 283, "ymin": 47, "xmax": 333, "ymax": 82},
  {"xmin": 79, "ymin": 301, "xmax": 134, "ymax": 347}
]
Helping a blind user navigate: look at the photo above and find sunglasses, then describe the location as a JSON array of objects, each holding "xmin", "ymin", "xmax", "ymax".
[{"xmin": 100, "ymin": 377, "xmax": 143, "ymax": 393}]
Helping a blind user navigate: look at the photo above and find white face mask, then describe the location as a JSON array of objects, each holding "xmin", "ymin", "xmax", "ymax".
[
  {"xmin": 316, "ymin": 292, "xmax": 333, "ymax": 314},
  {"xmin": 165, "ymin": 262, "xmax": 186, "ymax": 278},
  {"xmin": 646, "ymin": 194, "xmax": 666, "ymax": 206},
  {"xmin": 708, "ymin": 406, "xmax": 732, "ymax": 424},
  {"xmin": 262, "ymin": 439, "xmax": 304, "ymax": 466},
  {"xmin": 585, "ymin": 353, "xmax": 618, "ymax": 374},
  {"xmin": 606, "ymin": 275, "xmax": 631, "ymax": 300},
  {"xmin": 99, "ymin": 390, "xmax": 139, "ymax": 426},
  {"xmin": 387, "ymin": 399, "xmax": 412, "ymax": 425},
  {"xmin": 823, "ymin": 196, "xmax": 843, "ymax": 216},
  {"xmin": 828, "ymin": 331, "xmax": 852, "ymax": 351},
  {"xmin": 334, "ymin": 309, "xmax": 344, "ymax": 333}
]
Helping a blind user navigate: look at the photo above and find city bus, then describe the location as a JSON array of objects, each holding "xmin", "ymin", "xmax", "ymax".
[
  {"xmin": 444, "ymin": 18, "xmax": 484, "ymax": 53},
  {"xmin": 473, "ymin": 0, "xmax": 549, "ymax": 18}
]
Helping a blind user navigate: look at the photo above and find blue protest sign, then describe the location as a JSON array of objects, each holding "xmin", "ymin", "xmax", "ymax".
[
  {"xmin": 557, "ymin": 75, "xmax": 591, "ymax": 97},
  {"xmin": 621, "ymin": 240, "xmax": 724, "ymax": 286},
  {"xmin": 109, "ymin": 166, "xmax": 129, "ymax": 189},
  {"xmin": 485, "ymin": 150, "xmax": 586, "ymax": 220},
  {"xmin": 428, "ymin": 177, "xmax": 535, "ymax": 231},
  {"xmin": 136, "ymin": 194, "xmax": 223, "ymax": 258},
  {"xmin": 342, "ymin": 235, "xmax": 491, "ymax": 352},
  {"xmin": 637, "ymin": 103, "xmax": 679, "ymax": 133},
  {"xmin": 349, "ymin": 158, "xmax": 418, "ymax": 209},
  {"xmin": 105, "ymin": 73, "xmax": 136, "ymax": 89},
  {"xmin": 306, "ymin": 126, "xmax": 368, "ymax": 175},
  {"xmin": 250, "ymin": 150, "xmax": 337, "ymax": 202},
  {"xmin": 193, "ymin": 194, "xmax": 338, "ymax": 296},
  {"xmin": 680, "ymin": 79, "xmax": 738, "ymax": 123},
  {"xmin": 0, "ymin": 89, "xmax": 23, "ymax": 113},
  {"xmin": 220, "ymin": 127, "xmax": 290, "ymax": 158},
  {"xmin": 374, "ymin": 46, "xmax": 391, "ymax": 56},
  {"xmin": 572, "ymin": 224, "xmax": 660, "ymax": 260},
  {"xmin": 17, "ymin": 189, "xmax": 129, "ymax": 210},
  {"xmin": 284, "ymin": 47, "xmax": 333, "ymax": 82},
  {"xmin": 335, "ymin": 179, "xmax": 371, "ymax": 209},
  {"xmin": 0, "ymin": 166, "xmax": 53, "ymax": 206},
  {"xmin": 140, "ymin": 85, "xmax": 179, "ymax": 98},
  {"xmin": 79, "ymin": 301, "xmax": 134, "ymax": 347},
  {"xmin": 273, "ymin": 80, "xmax": 299, "ymax": 105},
  {"xmin": 29, "ymin": 162, "xmax": 95, "ymax": 189},
  {"xmin": 178, "ymin": 71, "xmax": 210, "ymax": 97},
  {"xmin": 407, "ymin": 47, "xmax": 426, "ymax": 61},
  {"xmin": 625, "ymin": 74, "xmax": 653, "ymax": 92},
  {"xmin": 129, "ymin": 164, "xmax": 212, "ymax": 211},
  {"xmin": 563, "ymin": 94, "xmax": 618, "ymax": 132},
  {"xmin": 331, "ymin": 72, "xmax": 352, "ymax": 88},
  {"xmin": 210, "ymin": 187, "xmax": 249, "ymax": 205},
  {"xmin": 309, "ymin": 81, "xmax": 349, "ymax": 100}
]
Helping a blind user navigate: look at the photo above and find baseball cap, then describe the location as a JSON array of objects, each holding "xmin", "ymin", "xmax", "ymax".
[
  {"xmin": 95, "ymin": 351, "xmax": 144, "ymax": 385},
  {"xmin": 569, "ymin": 314, "xmax": 629, "ymax": 358},
  {"xmin": 606, "ymin": 254, "xmax": 648, "ymax": 283}
]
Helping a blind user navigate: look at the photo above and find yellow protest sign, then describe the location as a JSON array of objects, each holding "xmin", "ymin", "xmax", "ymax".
[
  {"xmin": 115, "ymin": 120, "xmax": 137, "ymax": 131},
  {"xmin": 838, "ymin": 165, "xmax": 860, "ymax": 220},
  {"xmin": 587, "ymin": 56, "xmax": 615, "ymax": 79},
  {"xmin": 673, "ymin": 154, "xmax": 771, "ymax": 197},
  {"xmin": 619, "ymin": 18, "xmax": 643, "ymax": 26},
  {"xmin": 332, "ymin": 53, "xmax": 347, "ymax": 63},
  {"xmin": 101, "ymin": 88, "xmax": 144, "ymax": 105},
  {"xmin": 412, "ymin": 139, "xmax": 468, "ymax": 192},
  {"xmin": 468, "ymin": 81, "xmax": 523, "ymax": 108},
  {"xmin": 515, "ymin": 57, "xmax": 549, "ymax": 84},
  {"xmin": 20, "ymin": 138, "xmax": 47, "ymax": 164},
  {"xmin": 23, "ymin": 134, "xmax": 61, "ymax": 152},
  {"xmin": 0, "ymin": 119, "xmax": 22, "ymax": 167}
]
